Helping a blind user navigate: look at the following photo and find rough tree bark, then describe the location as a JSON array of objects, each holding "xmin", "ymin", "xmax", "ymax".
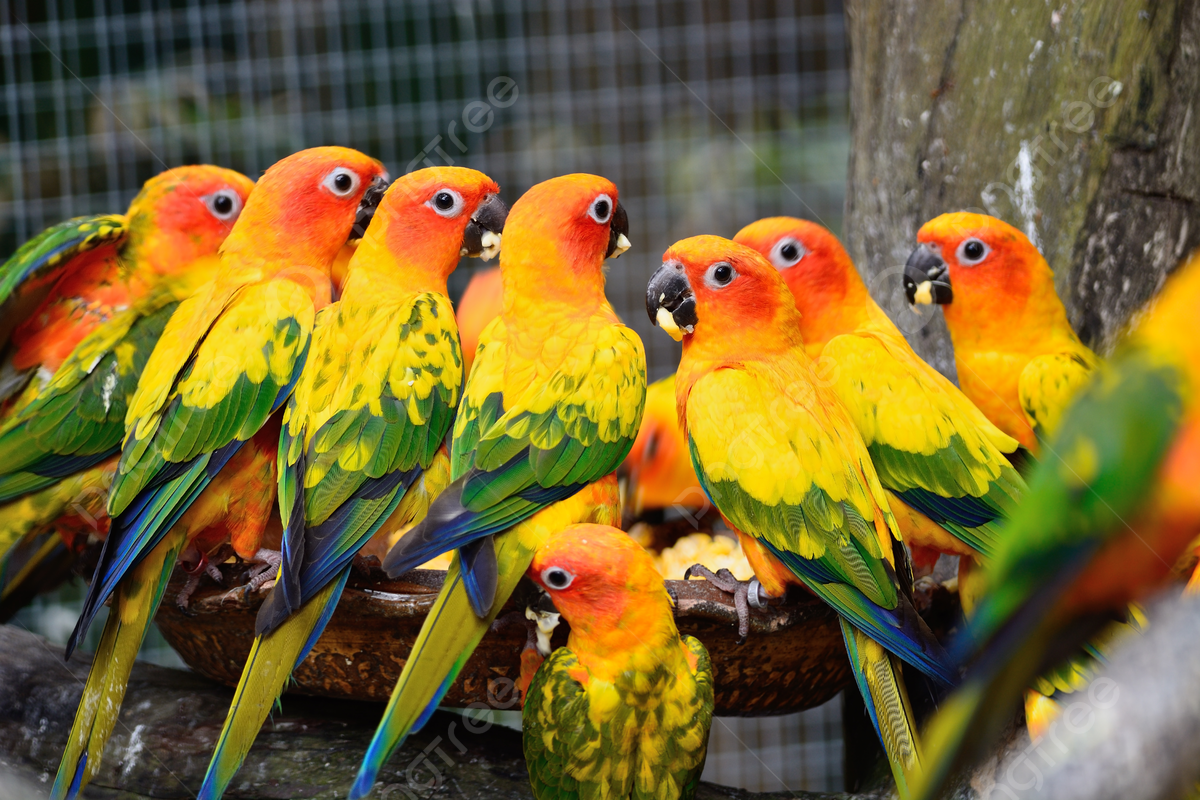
[{"xmin": 844, "ymin": 0, "xmax": 1200, "ymax": 375}]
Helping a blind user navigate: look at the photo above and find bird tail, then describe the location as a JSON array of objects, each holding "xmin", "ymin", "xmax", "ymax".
[
  {"xmin": 198, "ymin": 571, "xmax": 349, "ymax": 800},
  {"xmin": 50, "ymin": 526, "xmax": 185, "ymax": 800},
  {"xmin": 350, "ymin": 548, "xmax": 528, "ymax": 800},
  {"xmin": 841, "ymin": 618, "xmax": 924, "ymax": 800}
]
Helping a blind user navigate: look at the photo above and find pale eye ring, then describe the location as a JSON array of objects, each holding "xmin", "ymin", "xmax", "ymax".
[
  {"xmin": 322, "ymin": 168, "xmax": 361, "ymax": 198},
  {"xmin": 957, "ymin": 238, "xmax": 990, "ymax": 266},
  {"xmin": 704, "ymin": 261, "xmax": 737, "ymax": 289},
  {"xmin": 541, "ymin": 566, "xmax": 575, "ymax": 590},
  {"xmin": 427, "ymin": 188, "xmax": 464, "ymax": 218},
  {"xmin": 769, "ymin": 236, "xmax": 806, "ymax": 270},
  {"xmin": 202, "ymin": 189, "xmax": 243, "ymax": 221},
  {"xmin": 588, "ymin": 194, "xmax": 613, "ymax": 224}
]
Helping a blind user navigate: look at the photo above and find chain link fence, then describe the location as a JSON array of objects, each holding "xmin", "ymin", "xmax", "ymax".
[{"xmin": 1, "ymin": 0, "xmax": 850, "ymax": 792}]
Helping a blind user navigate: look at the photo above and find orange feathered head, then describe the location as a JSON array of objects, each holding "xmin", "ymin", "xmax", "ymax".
[
  {"xmin": 127, "ymin": 165, "xmax": 255, "ymax": 270},
  {"xmin": 350, "ymin": 166, "xmax": 506, "ymax": 287},
  {"xmin": 733, "ymin": 216, "xmax": 867, "ymax": 345},
  {"xmin": 905, "ymin": 212, "xmax": 1053, "ymax": 314},
  {"xmin": 221, "ymin": 146, "xmax": 388, "ymax": 269},
  {"xmin": 619, "ymin": 374, "xmax": 705, "ymax": 516},
  {"xmin": 528, "ymin": 524, "xmax": 670, "ymax": 635},
  {"xmin": 499, "ymin": 174, "xmax": 630, "ymax": 304},
  {"xmin": 648, "ymin": 234, "xmax": 802, "ymax": 354}
]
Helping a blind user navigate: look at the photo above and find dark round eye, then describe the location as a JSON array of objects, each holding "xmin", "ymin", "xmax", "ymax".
[
  {"xmin": 203, "ymin": 189, "xmax": 243, "ymax": 221},
  {"xmin": 588, "ymin": 194, "xmax": 614, "ymax": 224},
  {"xmin": 705, "ymin": 261, "xmax": 736, "ymax": 289},
  {"xmin": 957, "ymin": 237, "xmax": 990, "ymax": 265},
  {"xmin": 322, "ymin": 168, "xmax": 361, "ymax": 197},
  {"xmin": 769, "ymin": 236, "xmax": 806, "ymax": 270},
  {"xmin": 780, "ymin": 243, "xmax": 798, "ymax": 260},
  {"xmin": 541, "ymin": 567, "xmax": 574, "ymax": 590},
  {"xmin": 335, "ymin": 173, "xmax": 352, "ymax": 191},
  {"xmin": 434, "ymin": 192, "xmax": 454, "ymax": 210},
  {"xmin": 427, "ymin": 188, "xmax": 463, "ymax": 217}
]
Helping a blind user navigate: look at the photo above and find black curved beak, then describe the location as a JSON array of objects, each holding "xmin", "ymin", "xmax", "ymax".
[
  {"xmin": 349, "ymin": 176, "xmax": 390, "ymax": 241},
  {"xmin": 903, "ymin": 243, "xmax": 953, "ymax": 305},
  {"xmin": 646, "ymin": 261, "xmax": 697, "ymax": 342},
  {"xmin": 461, "ymin": 193, "xmax": 508, "ymax": 261},
  {"xmin": 606, "ymin": 201, "xmax": 631, "ymax": 259}
]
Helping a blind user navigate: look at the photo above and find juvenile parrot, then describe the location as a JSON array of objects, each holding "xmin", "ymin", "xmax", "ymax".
[
  {"xmin": 0, "ymin": 166, "xmax": 254, "ymax": 579},
  {"xmin": 619, "ymin": 373, "xmax": 707, "ymax": 522},
  {"xmin": 734, "ymin": 217, "xmax": 1026, "ymax": 611},
  {"xmin": 195, "ymin": 166, "xmax": 507, "ymax": 800},
  {"xmin": 350, "ymin": 174, "xmax": 643, "ymax": 799},
  {"xmin": 456, "ymin": 263, "xmax": 502, "ymax": 378},
  {"xmin": 523, "ymin": 524, "xmax": 714, "ymax": 800},
  {"xmin": 51, "ymin": 147, "xmax": 387, "ymax": 800},
  {"xmin": 904, "ymin": 213, "xmax": 1099, "ymax": 454},
  {"xmin": 647, "ymin": 235, "xmax": 957, "ymax": 798},
  {"xmin": 914, "ymin": 250, "xmax": 1200, "ymax": 800}
]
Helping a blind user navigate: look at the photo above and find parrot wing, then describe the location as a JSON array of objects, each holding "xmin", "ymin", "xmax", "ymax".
[
  {"xmin": 382, "ymin": 316, "xmax": 646, "ymax": 615},
  {"xmin": 522, "ymin": 638, "xmax": 714, "ymax": 800},
  {"xmin": 685, "ymin": 365, "xmax": 955, "ymax": 683},
  {"xmin": 0, "ymin": 280, "xmax": 186, "ymax": 503},
  {"xmin": 258, "ymin": 292, "xmax": 462, "ymax": 634},
  {"xmin": 67, "ymin": 278, "xmax": 316, "ymax": 657},
  {"xmin": 1018, "ymin": 349, "xmax": 1098, "ymax": 443},
  {"xmin": 822, "ymin": 330, "xmax": 1025, "ymax": 556},
  {"xmin": 0, "ymin": 214, "xmax": 128, "ymax": 349}
]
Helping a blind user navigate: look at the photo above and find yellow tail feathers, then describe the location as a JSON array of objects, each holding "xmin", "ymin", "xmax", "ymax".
[{"xmin": 50, "ymin": 527, "xmax": 185, "ymax": 800}]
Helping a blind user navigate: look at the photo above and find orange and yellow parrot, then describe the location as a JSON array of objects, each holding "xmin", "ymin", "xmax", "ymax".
[
  {"xmin": 734, "ymin": 218, "xmax": 1025, "ymax": 610},
  {"xmin": 0, "ymin": 167, "xmax": 254, "ymax": 597},
  {"xmin": 647, "ymin": 236, "xmax": 957, "ymax": 798},
  {"xmin": 619, "ymin": 373, "xmax": 707, "ymax": 521},
  {"xmin": 523, "ymin": 524, "xmax": 714, "ymax": 800},
  {"xmin": 904, "ymin": 213, "xmax": 1099, "ymax": 454},
  {"xmin": 350, "ymin": 174, "xmax": 643, "ymax": 798},
  {"xmin": 915, "ymin": 250, "xmax": 1200, "ymax": 800},
  {"xmin": 456, "ymin": 263, "xmax": 503, "ymax": 378},
  {"xmin": 195, "ymin": 167, "xmax": 507, "ymax": 800},
  {"xmin": 51, "ymin": 147, "xmax": 387, "ymax": 800}
]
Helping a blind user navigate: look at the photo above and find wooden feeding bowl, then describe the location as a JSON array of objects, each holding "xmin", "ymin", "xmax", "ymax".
[{"xmin": 155, "ymin": 561, "xmax": 853, "ymax": 717}]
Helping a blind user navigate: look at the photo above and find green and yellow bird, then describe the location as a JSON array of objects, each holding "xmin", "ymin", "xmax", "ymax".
[
  {"xmin": 523, "ymin": 523, "xmax": 714, "ymax": 800},
  {"xmin": 350, "ymin": 173, "xmax": 644, "ymax": 798},
  {"xmin": 0, "ymin": 166, "xmax": 254, "ymax": 604},
  {"xmin": 647, "ymin": 235, "xmax": 958, "ymax": 799},
  {"xmin": 915, "ymin": 250, "xmax": 1200, "ymax": 800},
  {"xmin": 51, "ymin": 148, "xmax": 387, "ymax": 800},
  {"xmin": 196, "ymin": 166, "xmax": 508, "ymax": 799}
]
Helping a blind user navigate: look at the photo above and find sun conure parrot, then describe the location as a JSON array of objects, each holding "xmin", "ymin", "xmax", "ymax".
[
  {"xmin": 349, "ymin": 174, "xmax": 643, "ymax": 799},
  {"xmin": 50, "ymin": 147, "xmax": 387, "ymax": 800},
  {"xmin": 904, "ymin": 212, "xmax": 1099, "ymax": 455},
  {"xmin": 619, "ymin": 373, "xmax": 707, "ymax": 524},
  {"xmin": 647, "ymin": 235, "xmax": 957, "ymax": 799},
  {"xmin": 0, "ymin": 166, "xmax": 255, "ymax": 599},
  {"xmin": 733, "ymin": 217, "xmax": 1026, "ymax": 614},
  {"xmin": 523, "ymin": 523, "xmax": 714, "ymax": 800},
  {"xmin": 913, "ymin": 249, "xmax": 1200, "ymax": 800},
  {"xmin": 456, "ymin": 264, "xmax": 502, "ymax": 378},
  {"xmin": 194, "ymin": 166, "xmax": 507, "ymax": 800}
]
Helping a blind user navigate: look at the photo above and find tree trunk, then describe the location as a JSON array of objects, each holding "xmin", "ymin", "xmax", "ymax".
[{"xmin": 843, "ymin": 0, "xmax": 1200, "ymax": 375}]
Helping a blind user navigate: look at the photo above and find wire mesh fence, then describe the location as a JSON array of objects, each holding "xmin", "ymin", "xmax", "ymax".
[{"xmin": 1, "ymin": 0, "xmax": 850, "ymax": 792}]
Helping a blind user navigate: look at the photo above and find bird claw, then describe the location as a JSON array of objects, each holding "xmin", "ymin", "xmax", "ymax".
[{"xmin": 684, "ymin": 564, "xmax": 773, "ymax": 644}]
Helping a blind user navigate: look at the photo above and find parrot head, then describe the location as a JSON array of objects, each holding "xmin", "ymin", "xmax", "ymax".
[
  {"xmin": 500, "ymin": 174, "xmax": 630, "ymax": 303},
  {"xmin": 619, "ymin": 374, "xmax": 705, "ymax": 518},
  {"xmin": 528, "ymin": 523, "xmax": 675, "ymax": 647},
  {"xmin": 647, "ymin": 234, "xmax": 803, "ymax": 353},
  {"xmin": 350, "ymin": 166, "xmax": 506, "ymax": 287},
  {"xmin": 734, "ymin": 216, "xmax": 868, "ymax": 349},
  {"xmin": 126, "ymin": 165, "xmax": 256, "ymax": 274},
  {"xmin": 904, "ymin": 212, "xmax": 1051, "ymax": 314},
  {"xmin": 220, "ymin": 146, "xmax": 388, "ymax": 271}
]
